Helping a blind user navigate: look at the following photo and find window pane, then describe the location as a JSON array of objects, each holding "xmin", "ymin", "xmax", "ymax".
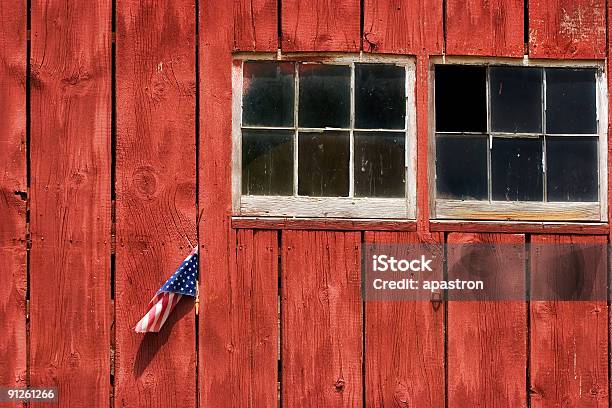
[
  {"xmin": 492, "ymin": 137, "xmax": 543, "ymax": 201},
  {"xmin": 490, "ymin": 67, "xmax": 542, "ymax": 133},
  {"xmin": 298, "ymin": 131, "xmax": 349, "ymax": 196},
  {"xmin": 355, "ymin": 64, "xmax": 405, "ymax": 129},
  {"xmin": 435, "ymin": 65, "xmax": 487, "ymax": 132},
  {"xmin": 354, "ymin": 132, "xmax": 405, "ymax": 197},
  {"xmin": 298, "ymin": 64, "xmax": 350, "ymax": 128},
  {"xmin": 243, "ymin": 62, "xmax": 294, "ymax": 127},
  {"xmin": 436, "ymin": 135, "xmax": 488, "ymax": 200},
  {"xmin": 546, "ymin": 68, "xmax": 597, "ymax": 134},
  {"xmin": 242, "ymin": 130, "xmax": 294, "ymax": 195},
  {"xmin": 546, "ymin": 137, "xmax": 598, "ymax": 202}
]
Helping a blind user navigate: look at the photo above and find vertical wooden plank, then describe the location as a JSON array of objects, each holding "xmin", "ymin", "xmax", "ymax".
[
  {"xmin": 447, "ymin": 233, "xmax": 527, "ymax": 407},
  {"xmin": 115, "ymin": 1, "xmax": 196, "ymax": 407},
  {"xmin": 282, "ymin": 230, "xmax": 362, "ymax": 407},
  {"xmin": 529, "ymin": 0, "xmax": 606, "ymax": 59},
  {"xmin": 199, "ymin": 0, "xmax": 235, "ymax": 405},
  {"xmin": 281, "ymin": 0, "xmax": 360, "ymax": 51},
  {"xmin": 417, "ymin": 55, "xmax": 432, "ymax": 232},
  {"xmin": 364, "ymin": 232, "xmax": 444, "ymax": 407},
  {"xmin": 29, "ymin": 1, "xmax": 111, "ymax": 406},
  {"xmin": 362, "ymin": 0, "xmax": 443, "ymax": 54},
  {"xmin": 446, "ymin": 0, "xmax": 524, "ymax": 57},
  {"xmin": 234, "ymin": 0, "xmax": 278, "ymax": 51},
  {"xmin": 0, "ymin": 0, "xmax": 27, "ymax": 396},
  {"xmin": 530, "ymin": 235, "xmax": 608, "ymax": 406},
  {"xmin": 233, "ymin": 229, "xmax": 279, "ymax": 407}
]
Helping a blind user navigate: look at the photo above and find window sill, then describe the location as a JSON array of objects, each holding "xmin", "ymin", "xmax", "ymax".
[
  {"xmin": 434, "ymin": 199, "xmax": 604, "ymax": 222},
  {"xmin": 232, "ymin": 216, "xmax": 417, "ymax": 231},
  {"xmin": 430, "ymin": 220, "xmax": 609, "ymax": 235},
  {"xmin": 237, "ymin": 195, "xmax": 414, "ymax": 219}
]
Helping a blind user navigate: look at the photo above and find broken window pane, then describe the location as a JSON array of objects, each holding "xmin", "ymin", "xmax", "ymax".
[
  {"xmin": 355, "ymin": 64, "xmax": 405, "ymax": 129},
  {"xmin": 435, "ymin": 65, "xmax": 487, "ymax": 132},
  {"xmin": 354, "ymin": 132, "xmax": 405, "ymax": 197},
  {"xmin": 298, "ymin": 131, "xmax": 349, "ymax": 196},
  {"xmin": 490, "ymin": 67, "xmax": 542, "ymax": 133},
  {"xmin": 243, "ymin": 62, "xmax": 294, "ymax": 127},
  {"xmin": 299, "ymin": 64, "xmax": 350, "ymax": 128},
  {"xmin": 546, "ymin": 68, "xmax": 597, "ymax": 134},
  {"xmin": 546, "ymin": 137, "xmax": 598, "ymax": 202},
  {"xmin": 491, "ymin": 137, "xmax": 543, "ymax": 201},
  {"xmin": 436, "ymin": 135, "xmax": 488, "ymax": 200},
  {"xmin": 242, "ymin": 130, "xmax": 294, "ymax": 195}
]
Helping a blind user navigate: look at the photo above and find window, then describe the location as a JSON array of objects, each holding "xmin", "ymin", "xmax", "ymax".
[
  {"xmin": 432, "ymin": 60, "xmax": 607, "ymax": 222},
  {"xmin": 233, "ymin": 56, "xmax": 416, "ymax": 219}
]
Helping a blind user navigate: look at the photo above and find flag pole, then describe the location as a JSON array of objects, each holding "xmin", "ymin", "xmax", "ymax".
[{"xmin": 195, "ymin": 281, "xmax": 200, "ymax": 315}]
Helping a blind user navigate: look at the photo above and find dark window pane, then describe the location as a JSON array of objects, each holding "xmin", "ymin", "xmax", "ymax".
[
  {"xmin": 546, "ymin": 137, "xmax": 598, "ymax": 202},
  {"xmin": 436, "ymin": 135, "xmax": 488, "ymax": 200},
  {"xmin": 355, "ymin": 64, "xmax": 405, "ymax": 129},
  {"xmin": 490, "ymin": 67, "xmax": 542, "ymax": 133},
  {"xmin": 243, "ymin": 62, "xmax": 294, "ymax": 127},
  {"xmin": 435, "ymin": 65, "xmax": 487, "ymax": 132},
  {"xmin": 298, "ymin": 64, "xmax": 350, "ymax": 128},
  {"xmin": 354, "ymin": 132, "xmax": 405, "ymax": 197},
  {"xmin": 242, "ymin": 130, "xmax": 294, "ymax": 195},
  {"xmin": 492, "ymin": 137, "xmax": 543, "ymax": 201},
  {"xmin": 298, "ymin": 131, "xmax": 349, "ymax": 196},
  {"xmin": 546, "ymin": 68, "xmax": 597, "ymax": 134}
]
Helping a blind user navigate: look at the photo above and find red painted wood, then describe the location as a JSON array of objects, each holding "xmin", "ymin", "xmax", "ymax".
[
  {"xmin": 416, "ymin": 55, "xmax": 432, "ymax": 232},
  {"xmin": 234, "ymin": 0, "xmax": 277, "ymax": 51},
  {"xmin": 233, "ymin": 229, "xmax": 279, "ymax": 407},
  {"xmin": 281, "ymin": 0, "xmax": 360, "ymax": 51},
  {"xmin": 199, "ymin": 0, "xmax": 235, "ymax": 405},
  {"xmin": 29, "ymin": 1, "xmax": 111, "ymax": 406},
  {"xmin": 232, "ymin": 217, "xmax": 417, "ymax": 231},
  {"xmin": 115, "ymin": 1, "xmax": 196, "ymax": 406},
  {"xmin": 447, "ymin": 233, "xmax": 527, "ymax": 407},
  {"xmin": 0, "ymin": 0, "xmax": 27, "ymax": 396},
  {"xmin": 529, "ymin": 0, "xmax": 606, "ymax": 59},
  {"xmin": 431, "ymin": 221, "xmax": 609, "ymax": 235},
  {"xmin": 446, "ymin": 0, "xmax": 524, "ymax": 57},
  {"xmin": 530, "ymin": 235, "xmax": 609, "ymax": 406},
  {"xmin": 362, "ymin": 0, "xmax": 443, "ymax": 54},
  {"xmin": 364, "ymin": 231, "xmax": 444, "ymax": 407},
  {"xmin": 281, "ymin": 230, "xmax": 362, "ymax": 406}
]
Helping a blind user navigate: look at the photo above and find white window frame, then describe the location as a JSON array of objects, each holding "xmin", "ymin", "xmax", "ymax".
[
  {"xmin": 232, "ymin": 53, "xmax": 417, "ymax": 219},
  {"xmin": 429, "ymin": 56, "xmax": 608, "ymax": 222}
]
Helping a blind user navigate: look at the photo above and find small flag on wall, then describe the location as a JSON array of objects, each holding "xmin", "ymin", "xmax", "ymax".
[{"xmin": 135, "ymin": 247, "xmax": 199, "ymax": 333}]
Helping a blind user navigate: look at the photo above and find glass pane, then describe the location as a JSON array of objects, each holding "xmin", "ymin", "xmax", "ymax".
[
  {"xmin": 354, "ymin": 132, "xmax": 405, "ymax": 197},
  {"xmin": 546, "ymin": 137, "xmax": 598, "ymax": 202},
  {"xmin": 435, "ymin": 65, "xmax": 487, "ymax": 132},
  {"xmin": 298, "ymin": 64, "xmax": 350, "ymax": 128},
  {"xmin": 243, "ymin": 62, "xmax": 294, "ymax": 127},
  {"xmin": 436, "ymin": 135, "xmax": 488, "ymax": 200},
  {"xmin": 298, "ymin": 131, "xmax": 349, "ymax": 196},
  {"xmin": 490, "ymin": 67, "xmax": 542, "ymax": 133},
  {"xmin": 491, "ymin": 137, "xmax": 543, "ymax": 201},
  {"xmin": 546, "ymin": 68, "xmax": 597, "ymax": 134},
  {"xmin": 242, "ymin": 130, "xmax": 294, "ymax": 195},
  {"xmin": 355, "ymin": 64, "xmax": 405, "ymax": 129}
]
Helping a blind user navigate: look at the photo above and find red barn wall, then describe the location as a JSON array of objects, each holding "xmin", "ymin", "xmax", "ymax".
[{"xmin": 0, "ymin": 0, "xmax": 610, "ymax": 406}]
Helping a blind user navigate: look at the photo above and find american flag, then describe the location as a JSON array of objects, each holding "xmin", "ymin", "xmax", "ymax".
[{"xmin": 135, "ymin": 247, "xmax": 199, "ymax": 333}]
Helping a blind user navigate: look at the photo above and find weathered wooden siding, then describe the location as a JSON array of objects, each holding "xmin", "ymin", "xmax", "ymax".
[
  {"xmin": 29, "ymin": 1, "xmax": 112, "ymax": 406},
  {"xmin": 364, "ymin": 232, "xmax": 444, "ymax": 407},
  {"xmin": 0, "ymin": 0, "xmax": 27, "ymax": 399},
  {"xmin": 1, "ymin": 0, "xmax": 611, "ymax": 407},
  {"xmin": 115, "ymin": 1, "xmax": 197, "ymax": 406}
]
